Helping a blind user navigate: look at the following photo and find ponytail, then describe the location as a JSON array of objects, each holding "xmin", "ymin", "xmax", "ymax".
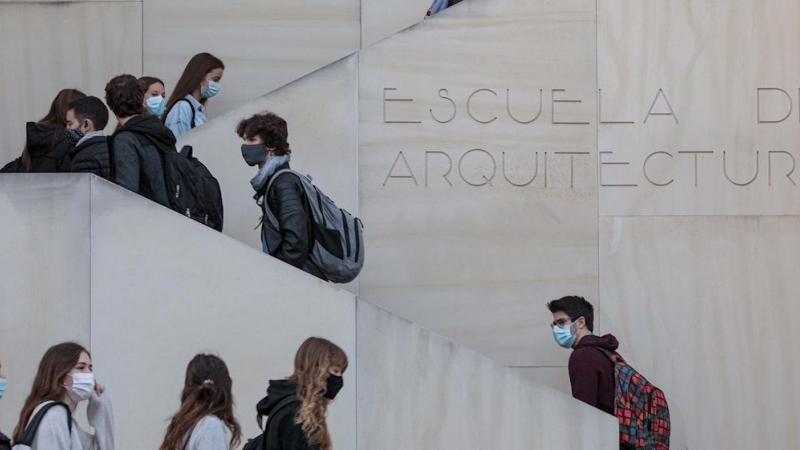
[
  {"xmin": 159, "ymin": 382, "xmax": 218, "ymax": 450},
  {"xmin": 159, "ymin": 354, "xmax": 241, "ymax": 450}
]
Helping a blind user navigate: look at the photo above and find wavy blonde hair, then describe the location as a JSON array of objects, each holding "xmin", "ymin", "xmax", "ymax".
[{"xmin": 287, "ymin": 337, "xmax": 348, "ymax": 450}]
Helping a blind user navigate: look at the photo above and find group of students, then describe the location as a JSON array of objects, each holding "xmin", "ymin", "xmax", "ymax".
[
  {"xmin": 0, "ymin": 337, "xmax": 347, "ymax": 450},
  {"xmin": 0, "ymin": 52, "xmax": 340, "ymax": 282},
  {"xmin": 1, "ymin": 52, "xmax": 224, "ymax": 175}
]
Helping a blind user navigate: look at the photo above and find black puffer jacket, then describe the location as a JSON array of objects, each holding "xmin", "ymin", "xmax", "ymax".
[
  {"xmin": 259, "ymin": 162, "xmax": 326, "ymax": 280},
  {"xmin": 256, "ymin": 380, "xmax": 317, "ymax": 450},
  {"xmin": 71, "ymin": 135, "xmax": 111, "ymax": 179},
  {"xmin": 1, "ymin": 123, "xmax": 74, "ymax": 173}
]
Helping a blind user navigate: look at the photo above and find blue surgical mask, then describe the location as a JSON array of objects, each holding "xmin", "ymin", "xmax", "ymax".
[
  {"xmin": 553, "ymin": 323, "xmax": 577, "ymax": 348},
  {"xmin": 146, "ymin": 96, "xmax": 166, "ymax": 116},
  {"xmin": 200, "ymin": 80, "xmax": 221, "ymax": 99},
  {"xmin": 0, "ymin": 378, "xmax": 6, "ymax": 399}
]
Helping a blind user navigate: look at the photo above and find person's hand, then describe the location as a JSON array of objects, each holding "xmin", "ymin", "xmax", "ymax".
[{"xmin": 94, "ymin": 382, "xmax": 106, "ymax": 396}]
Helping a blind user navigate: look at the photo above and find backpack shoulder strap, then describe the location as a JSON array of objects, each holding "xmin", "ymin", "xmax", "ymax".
[
  {"xmin": 262, "ymin": 169, "xmax": 307, "ymax": 229},
  {"xmin": 256, "ymin": 395, "xmax": 300, "ymax": 435},
  {"xmin": 176, "ymin": 98, "xmax": 197, "ymax": 129},
  {"xmin": 106, "ymin": 135, "xmax": 117, "ymax": 182},
  {"xmin": 17, "ymin": 401, "xmax": 73, "ymax": 446},
  {"xmin": 593, "ymin": 346, "xmax": 626, "ymax": 366},
  {"xmin": 265, "ymin": 169, "xmax": 304, "ymax": 193}
]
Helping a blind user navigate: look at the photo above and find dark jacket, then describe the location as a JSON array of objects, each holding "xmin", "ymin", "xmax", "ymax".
[
  {"xmin": 1, "ymin": 123, "xmax": 74, "ymax": 173},
  {"xmin": 0, "ymin": 429, "xmax": 10, "ymax": 450},
  {"xmin": 71, "ymin": 135, "xmax": 111, "ymax": 179},
  {"xmin": 256, "ymin": 380, "xmax": 317, "ymax": 450},
  {"xmin": 111, "ymin": 115, "xmax": 176, "ymax": 207},
  {"xmin": 258, "ymin": 162, "xmax": 327, "ymax": 281},
  {"xmin": 569, "ymin": 334, "xmax": 618, "ymax": 416}
]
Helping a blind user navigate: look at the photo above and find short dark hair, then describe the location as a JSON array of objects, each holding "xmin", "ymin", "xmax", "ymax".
[
  {"xmin": 235, "ymin": 112, "xmax": 291, "ymax": 156},
  {"xmin": 68, "ymin": 96, "xmax": 109, "ymax": 130},
  {"xmin": 547, "ymin": 296, "xmax": 594, "ymax": 332},
  {"xmin": 105, "ymin": 74, "xmax": 143, "ymax": 118}
]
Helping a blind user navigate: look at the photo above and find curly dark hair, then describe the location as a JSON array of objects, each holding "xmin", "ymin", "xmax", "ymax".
[
  {"xmin": 235, "ymin": 112, "xmax": 291, "ymax": 156},
  {"xmin": 105, "ymin": 74, "xmax": 144, "ymax": 118}
]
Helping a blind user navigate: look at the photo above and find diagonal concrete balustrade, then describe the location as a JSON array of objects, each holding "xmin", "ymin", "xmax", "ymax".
[{"xmin": 0, "ymin": 175, "xmax": 617, "ymax": 450}]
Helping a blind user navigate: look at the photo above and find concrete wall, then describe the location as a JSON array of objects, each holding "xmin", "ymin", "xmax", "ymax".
[
  {"xmin": 0, "ymin": 175, "xmax": 615, "ymax": 450},
  {"xmin": 357, "ymin": 301, "xmax": 617, "ymax": 450},
  {"xmin": 0, "ymin": 175, "xmax": 357, "ymax": 449},
  {"xmin": 0, "ymin": 175, "xmax": 93, "ymax": 433},
  {"xmin": 3, "ymin": 1, "xmax": 800, "ymax": 449},
  {"xmin": 358, "ymin": 0, "xmax": 598, "ymax": 367},
  {"xmin": 172, "ymin": 55, "xmax": 359, "ymax": 294},
  {"xmin": 143, "ymin": 0, "xmax": 360, "ymax": 120},
  {"xmin": 0, "ymin": 1, "xmax": 142, "ymax": 165},
  {"xmin": 88, "ymin": 177, "xmax": 357, "ymax": 450}
]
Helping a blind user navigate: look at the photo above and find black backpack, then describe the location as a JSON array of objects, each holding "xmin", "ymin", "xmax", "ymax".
[
  {"xmin": 0, "ymin": 158, "xmax": 22, "ymax": 173},
  {"xmin": 160, "ymin": 145, "xmax": 224, "ymax": 231},
  {"xmin": 241, "ymin": 395, "xmax": 300, "ymax": 450},
  {"xmin": 108, "ymin": 133, "xmax": 224, "ymax": 231},
  {"xmin": 13, "ymin": 401, "xmax": 73, "ymax": 448},
  {"xmin": 0, "ymin": 430, "xmax": 10, "ymax": 450}
]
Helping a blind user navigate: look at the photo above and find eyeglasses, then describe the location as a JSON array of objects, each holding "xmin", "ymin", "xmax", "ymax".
[{"xmin": 550, "ymin": 316, "xmax": 580, "ymax": 328}]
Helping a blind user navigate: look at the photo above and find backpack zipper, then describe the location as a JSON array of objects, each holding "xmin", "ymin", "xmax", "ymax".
[
  {"xmin": 315, "ymin": 189, "xmax": 326, "ymax": 227},
  {"xmin": 341, "ymin": 209, "xmax": 351, "ymax": 257},
  {"xmin": 354, "ymin": 217, "xmax": 361, "ymax": 262}
]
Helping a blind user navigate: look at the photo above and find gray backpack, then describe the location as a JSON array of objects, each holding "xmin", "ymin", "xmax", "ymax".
[{"xmin": 264, "ymin": 169, "xmax": 364, "ymax": 283}]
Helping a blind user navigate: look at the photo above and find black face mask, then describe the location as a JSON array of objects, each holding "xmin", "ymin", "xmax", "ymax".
[
  {"xmin": 65, "ymin": 126, "xmax": 85, "ymax": 146},
  {"xmin": 241, "ymin": 143, "xmax": 268, "ymax": 166},
  {"xmin": 324, "ymin": 375, "xmax": 344, "ymax": 400}
]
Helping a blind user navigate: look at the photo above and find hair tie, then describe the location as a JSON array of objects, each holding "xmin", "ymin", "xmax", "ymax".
[{"xmin": 202, "ymin": 379, "xmax": 215, "ymax": 386}]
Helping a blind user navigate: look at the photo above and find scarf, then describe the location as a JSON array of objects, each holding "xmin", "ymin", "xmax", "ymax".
[{"xmin": 251, "ymin": 154, "xmax": 291, "ymax": 193}]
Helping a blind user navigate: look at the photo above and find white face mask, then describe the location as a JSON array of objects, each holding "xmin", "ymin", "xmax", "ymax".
[{"xmin": 65, "ymin": 373, "xmax": 95, "ymax": 402}]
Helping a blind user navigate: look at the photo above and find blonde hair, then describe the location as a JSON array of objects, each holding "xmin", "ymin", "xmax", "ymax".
[{"xmin": 287, "ymin": 337, "xmax": 348, "ymax": 450}]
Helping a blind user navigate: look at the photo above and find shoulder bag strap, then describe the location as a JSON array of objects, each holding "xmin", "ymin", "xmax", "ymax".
[
  {"xmin": 176, "ymin": 98, "xmax": 197, "ymax": 129},
  {"xmin": 17, "ymin": 401, "xmax": 73, "ymax": 446},
  {"xmin": 593, "ymin": 346, "xmax": 625, "ymax": 366}
]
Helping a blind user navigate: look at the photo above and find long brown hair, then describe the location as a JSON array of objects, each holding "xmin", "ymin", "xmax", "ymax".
[
  {"xmin": 159, "ymin": 354, "xmax": 242, "ymax": 450},
  {"xmin": 13, "ymin": 342, "xmax": 89, "ymax": 442},
  {"xmin": 287, "ymin": 338, "xmax": 348, "ymax": 450},
  {"xmin": 21, "ymin": 89, "xmax": 86, "ymax": 171},
  {"xmin": 163, "ymin": 53, "xmax": 224, "ymax": 121}
]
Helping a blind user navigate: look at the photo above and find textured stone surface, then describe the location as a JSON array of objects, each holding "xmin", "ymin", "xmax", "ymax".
[
  {"xmin": 88, "ymin": 177, "xmax": 357, "ymax": 450},
  {"xmin": 358, "ymin": 0, "xmax": 598, "ymax": 366},
  {"xmin": 357, "ymin": 300, "xmax": 618, "ymax": 450},
  {"xmin": 0, "ymin": 175, "xmax": 92, "ymax": 432},
  {"xmin": 0, "ymin": 2, "xmax": 142, "ymax": 166},
  {"xmin": 600, "ymin": 216, "xmax": 800, "ymax": 450},
  {"xmin": 598, "ymin": 0, "xmax": 800, "ymax": 215},
  {"xmin": 143, "ymin": 0, "xmax": 359, "ymax": 122}
]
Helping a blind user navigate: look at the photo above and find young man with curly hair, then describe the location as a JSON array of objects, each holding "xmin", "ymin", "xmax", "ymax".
[
  {"xmin": 105, "ymin": 74, "xmax": 177, "ymax": 206},
  {"xmin": 236, "ymin": 112, "xmax": 326, "ymax": 281}
]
